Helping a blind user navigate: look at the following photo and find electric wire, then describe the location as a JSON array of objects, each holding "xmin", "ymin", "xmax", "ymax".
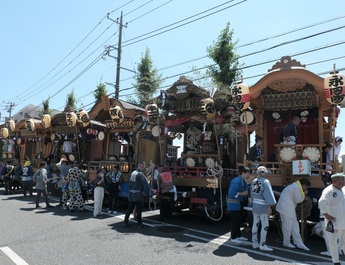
[
  {"xmin": 4, "ymin": 3, "xmax": 345, "ymax": 115},
  {"xmin": 6, "ymin": 15, "xmax": 111, "ymax": 102},
  {"xmin": 118, "ymin": 39, "xmax": 345, "ymax": 93},
  {"xmin": 121, "ymin": 0, "xmax": 245, "ymax": 47}
]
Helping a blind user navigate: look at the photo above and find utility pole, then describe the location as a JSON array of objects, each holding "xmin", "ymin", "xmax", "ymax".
[
  {"xmin": 107, "ymin": 11, "xmax": 127, "ymax": 99},
  {"xmin": 3, "ymin": 101, "xmax": 16, "ymax": 120}
]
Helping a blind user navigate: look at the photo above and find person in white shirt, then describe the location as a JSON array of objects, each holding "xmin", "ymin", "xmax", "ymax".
[
  {"xmin": 334, "ymin": 136, "xmax": 342, "ymax": 171},
  {"xmin": 319, "ymin": 173, "xmax": 345, "ymax": 265},
  {"xmin": 334, "ymin": 136, "xmax": 343, "ymax": 157},
  {"xmin": 276, "ymin": 178, "xmax": 311, "ymax": 251},
  {"xmin": 63, "ymin": 139, "xmax": 76, "ymax": 153}
]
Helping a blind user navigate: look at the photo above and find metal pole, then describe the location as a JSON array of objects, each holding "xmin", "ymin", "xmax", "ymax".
[{"xmin": 115, "ymin": 11, "xmax": 123, "ymax": 99}]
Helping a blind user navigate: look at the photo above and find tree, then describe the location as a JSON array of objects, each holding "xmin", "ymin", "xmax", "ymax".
[
  {"xmin": 93, "ymin": 81, "xmax": 107, "ymax": 102},
  {"xmin": 65, "ymin": 90, "xmax": 77, "ymax": 111},
  {"xmin": 132, "ymin": 48, "xmax": 162, "ymax": 107},
  {"xmin": 206, "ymin": 22, "xmax": 241, "ymax": 89},
  {"xmin": 38, "ymin": 99, "xmax": 52, "ymax": 118},
  {"xmin": 207, "ymin": 22, "xmax": 242, "ymax": 139}
]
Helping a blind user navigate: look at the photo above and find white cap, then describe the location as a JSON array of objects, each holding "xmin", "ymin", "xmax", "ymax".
[
  {"xmin": 257, "ymin": 166, "xmax": 268, "ymax": 174},
  {"xmin": 335, "ymin": 136, "xmax": 343, "ymax": 142}
]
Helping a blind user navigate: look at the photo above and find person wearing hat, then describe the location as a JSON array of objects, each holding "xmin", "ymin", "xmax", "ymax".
[
  {"xmin": 276, "ymin": 177, "xmax": 311, "ymax": 251},
  {"xmin": 163, "ymin": 153, "xmax": 177, "ymax": 167},
  {"xmin": 319, "ymin": 173, "xmax": 345, "ymax": 265},
  {"xmin": 22, "ymin": 160, "xmax": 34, "ymax": 197},
  {"xmin": 163, "ymin": 152, "xmax": 177, "ymax": 174},
  {"xmin": 251, "ymin": 166, "xmax": 276, "ymax": 251}
]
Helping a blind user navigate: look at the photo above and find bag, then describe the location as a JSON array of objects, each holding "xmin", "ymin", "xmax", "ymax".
[
  {"xmin": 32, "ymin": 169, "xmax": 42, "ymax": 183},
  {"xmin": 57, "ymin": 179, "xmax": 64, "ymax": 188},
  {"xmin": 61, "ymin": 183, "xmax": 68, "ymax": 191},
  {"xmin": 326, "ymin": 221, "xmax": 334, "ymax": 233}
]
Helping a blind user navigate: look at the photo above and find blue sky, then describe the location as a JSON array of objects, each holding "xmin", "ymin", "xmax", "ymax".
[{"xmin": 1, "ymin": 0, "xmax": 344, "ymax": 151}]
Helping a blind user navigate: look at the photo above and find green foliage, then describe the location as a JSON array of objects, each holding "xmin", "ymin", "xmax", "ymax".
[
  {"xmin": 65, "ymin": 90, "xmax": 77, "ymax": 111},
  {"xmin": 93, "ymin": 81, "xmax": 107, "ymax": 102},
  {"xmin": 38, "ymin": 99, "xmax": 52, "ymax": 118},
  {"xmin": 133, "ymin": 48, "xmax": 162, "ymax": 108},
  {"xmin": 206, "ymin": 22, "xmax": 241, "ymax": 88}
]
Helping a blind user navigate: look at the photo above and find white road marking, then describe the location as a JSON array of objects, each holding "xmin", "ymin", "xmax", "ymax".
[
  {"xmin": 51, "ymin": 198, "xmax": 330, "ymax": 263},
  {"xmin": 0, "ymin": 246, "xmax": 29, "ymax": 265},
  {"xmin": 184, "ymin": 233, "xmax": 313, "ymax": 265}
]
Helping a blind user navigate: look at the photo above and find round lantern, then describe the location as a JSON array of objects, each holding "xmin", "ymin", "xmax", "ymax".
[
  {"xmin": 7, "ymin": 119, "xmax": 15, "ymax": 132},
  {"xmin": 199, "ymin": 98, "xmax": 215, "ymax": 120},
  {"xmin": 86, "ymin": 128, "xmax": 93, "ymax": 135},
  {"xmin": 25, "ymin": 119, "xmax": 36, "ymax": 132},
  {"xmin": 1, "ymin": 128, "xmax": 9, "ymax": 138},
  {"xmin": 77, "ymin": 109, "xmax": 90, "ymax": 127},
  {"xmin": 109, "ymin": 105, "xmax": 124, "ymax": 124},
  {"xmin": 41, "ymin": 114, "xmax": 51, "ymax": 129},
  {"xmin": 230, "ymin": 82, "xmax": 250, "ymax": 110},
  {"xmin": 66, "ymin": 112, "xmax": 77, "ymax": 127},
  {"xmin": 324, "ymin": 72, "xmax": 345, "ymax": 105},
  {"xmin": 145, "ymin": 104, "xmax": 158, "ymax": 124}
]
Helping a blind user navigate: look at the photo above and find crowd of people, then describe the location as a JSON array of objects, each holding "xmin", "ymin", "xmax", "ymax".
[
  {"xmin": 227, "ymin": 164, "xmax": 345, "ymax": 265},
  {"xmin": 0, "ymin": 157, "xmax": 176, "ymax": 228}
]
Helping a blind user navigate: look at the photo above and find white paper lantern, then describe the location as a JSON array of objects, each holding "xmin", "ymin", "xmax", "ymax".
[
  {"xmin": 66, "ymin": 112, "xmax": 77, "ymax": 127},
  {"xmin": 41, "ymin": 114, "xmax": 51, "ymax": 129}
]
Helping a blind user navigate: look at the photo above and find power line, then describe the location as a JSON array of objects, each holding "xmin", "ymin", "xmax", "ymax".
[
  {"xmin": 118, "ymin": 38, "xmax": 345, "ymax": 94},
  {"xmin": 4, "ymin": 3, "xmax": 345, "ymax": 113},
  {"xmin": 121, "ymin": 0, "xmax": 245, "ymax": 47},
  {"xmin": 6, "ymin": 15, "xmax": 111, "ymax": 102},
  {"xmin": 117, "ymin": 14, "xmax": 345, "ymax": 84}
]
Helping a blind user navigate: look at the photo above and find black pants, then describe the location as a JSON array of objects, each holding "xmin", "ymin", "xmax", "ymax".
[
  {"xmin": 12, "ymin": 179, "xmax": 20, "ymax": 191},
  {"xmin": 22, "ymin": 181, "xmax": 33, "ymax": 196},
  {"xmin": 230, "ymin": 210, "xmax": 242, "ymax": 239},
  {"xmin": 81, "ymin": 186, "xmax": 89, "ymax": 202},
  {"xmin": 35, "ymin": 188, "xmax": 50, "ymax": 207},
  {"xmin": 108, "ymin": 183, "xmax": 119, "ymax": 211},
  {"xmin": 3, "ymin": 177, "xmax": 12, "ymax": 194},
  {"xmin": 124, "ymin": 201, "xmax": 143, "ymax": 225},
  {"xmin": 160, "ymin": 192, "xmax": 174, "ymax": 222}
]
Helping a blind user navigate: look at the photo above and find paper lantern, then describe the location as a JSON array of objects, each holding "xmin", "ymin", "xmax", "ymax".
[
  {"xmin": 231, "ymin": 82, "xmax": 250, "ymax": 110},
  {"xmin": 7, "ymin": 119, "xmax": 15, "ymax": 132},
  {"xmin": 145, "ymin": 104, "xmax": 159, "ymax": 124},
  {"xmin": 324, "ymin": 72, "xmax": 345, "ymax": 105},
  {"xmin": 66, "ymin": 112, "xmax": 77, "ymax": 127},
  {"xmin": 1, "ymin": 128, "xmax": 9, "ymax": 138},
  {"xmin": 41, "ymin": 114, "xmax": 51, "ymax": 129},
  {"xmin": 199, "ymin": 98, "xmax": 215, "ymax": 120},
  {"xmin": 77, "ymin": 109, "xmax": 90, "ymax": 127},
  {"xmin": 109, "ymin": 105, "xmax": 124, "ymax": 124},
  {"xmin": 25, "ymin": 119, "xmax": 36, "ymax": 132},
  {"xmin": 86, "ymin": 128, "xmax": 93, "ymax": 135}
]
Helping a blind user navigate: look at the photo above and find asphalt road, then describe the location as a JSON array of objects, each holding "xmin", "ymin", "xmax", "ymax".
[{"xmin": 0, "ymin": 187, "xmax": 341, "ymax": 265}]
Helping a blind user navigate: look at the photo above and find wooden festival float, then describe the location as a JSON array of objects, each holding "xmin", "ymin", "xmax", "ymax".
[
  {"xmin": 87, "ymin": 96, "xmax": 160, "ymax": 192},
  {"xmin": 1, "ymin": 117, "xmax": 48, "ymax": 169},
  {"xmin": 247, "ymin": 56, "xmax": 342, "ymax": 194},
  {"xmin": 147, "ymin": 76, "xmax": 243, "ymax": 221}
]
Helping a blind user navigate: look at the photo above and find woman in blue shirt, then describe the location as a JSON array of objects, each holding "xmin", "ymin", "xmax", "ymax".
[{"xmin": 228, "ymin": 166, "xmax": 250, "ymax": 244}]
